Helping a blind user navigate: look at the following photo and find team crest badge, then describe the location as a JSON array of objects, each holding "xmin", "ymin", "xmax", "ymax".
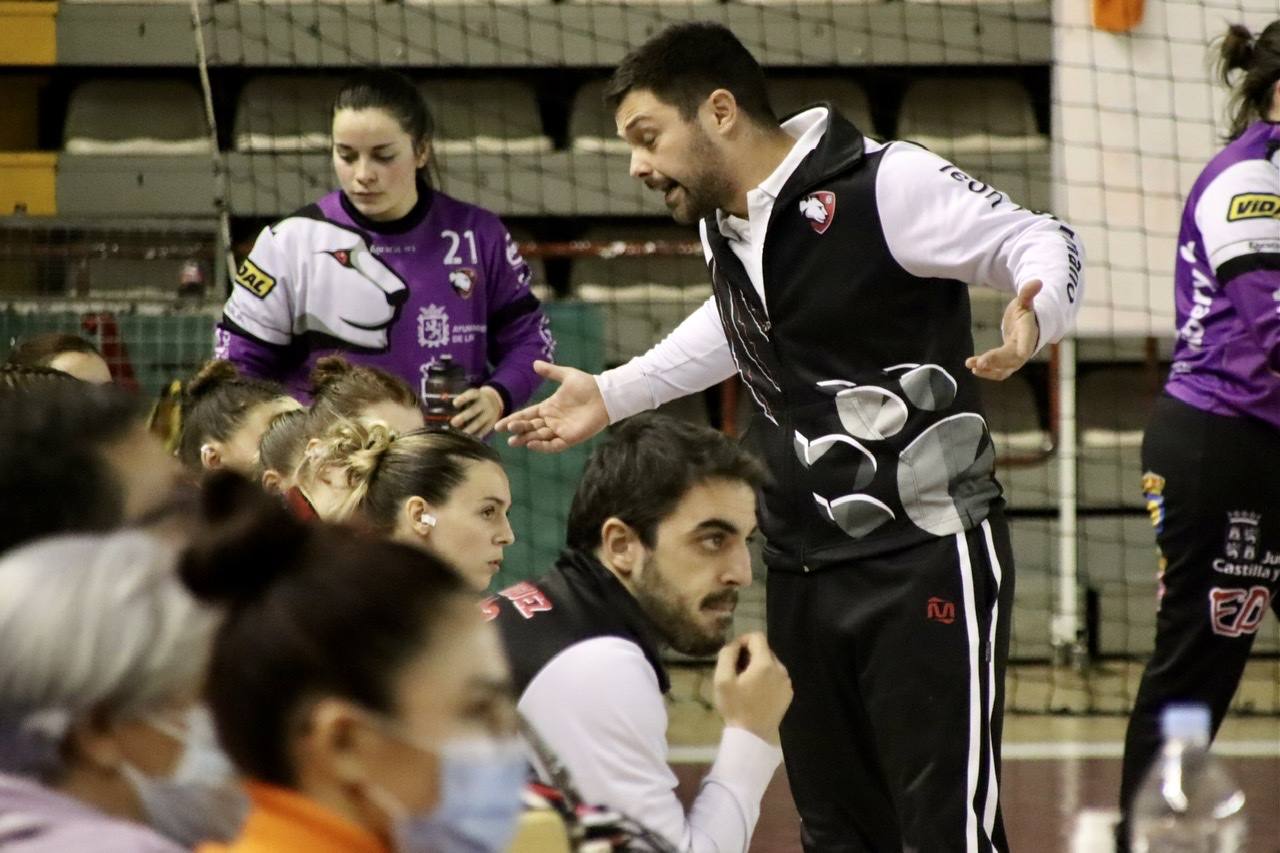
[
  {"xmin": 800, "ymin": 191, "xmax": 836, "ymax": 235},
  {"xmin": 1224, "ymin": 511, "xmax": 1261, "ymax": 561},
  {"xmin": 417, "ymin": 304, "xmax": 450, "ymax": 348},
  {"xmin": 448, "ymin": 267, "xmax": 477, "ymax": 299}
]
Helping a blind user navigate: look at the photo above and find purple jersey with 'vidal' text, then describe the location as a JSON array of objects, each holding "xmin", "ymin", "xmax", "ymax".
[
  {"xmin": 216, "ymin": 187, "xmax": 554, "ymax": 412},
  {"xmin": 1166, "ymin": 120, "xmax": 1280, "ymax": 429}
]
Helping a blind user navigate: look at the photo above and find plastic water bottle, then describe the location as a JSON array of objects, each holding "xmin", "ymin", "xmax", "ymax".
[
  {"xmin": 422, "ymin": 355, "xmax": 467, "ymax": 431},
  {"xmin": 1129, "ymin": 704, "xmax": 1246, "ymax": 852}
]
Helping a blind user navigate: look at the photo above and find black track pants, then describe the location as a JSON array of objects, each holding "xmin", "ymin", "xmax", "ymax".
[{"xmin": 768, "ymin": 510, "xmax": 1015, "ymax": 853}]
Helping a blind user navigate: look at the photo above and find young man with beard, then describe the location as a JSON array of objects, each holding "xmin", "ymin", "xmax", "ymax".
[
  {"xmin": 498, "ymin": 21, "xmax": 1085, "ymax": 853},
  {"xmin": 490, "ymin": 414, "xmax": 792, "ymax": 853}
]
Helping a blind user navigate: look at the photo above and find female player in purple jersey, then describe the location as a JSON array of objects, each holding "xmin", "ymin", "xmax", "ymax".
[
  {"xmin": 217, "ymin": 70, "xmax": 554, "ymax": 438},
  {"xmin": 1118, "ymin": 20, "xmax": 1280, "ymax": 840}
]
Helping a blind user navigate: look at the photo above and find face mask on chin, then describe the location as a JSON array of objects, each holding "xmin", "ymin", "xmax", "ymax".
[
  {"xmin": 119, "ymin": 707, "xmax": 249, "ymax": 848},
  {"xmin": 364, "ymin": 721, "xmax": 528, "ymax": 853}
]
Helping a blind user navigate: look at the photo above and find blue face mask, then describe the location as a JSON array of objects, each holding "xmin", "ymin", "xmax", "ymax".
[
  {"xmin": 120, "ymin": 707, "xmax": 248, "ymax": 848},
  {"xmin": 373, "ymin": 735, "xmax": 528, "ymax": 853}
]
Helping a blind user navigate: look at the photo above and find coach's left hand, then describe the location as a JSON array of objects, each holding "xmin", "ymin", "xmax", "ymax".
[
  {"xmin": 452, "ymin": 386, "xmax": 504, "ymax": 438},
  {"xmin": 966, "ymin": 280, "xmax": 1042, "ymax": 381}
]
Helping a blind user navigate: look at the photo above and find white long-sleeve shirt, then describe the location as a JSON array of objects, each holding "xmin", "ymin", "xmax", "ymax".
[
  {"xmin": 596, "ymin": 107, "xmax": 1082, "ymax": 422},
  {"xmin": 518, "ymin": 636, "xmax": 782, "ymax": 853}
]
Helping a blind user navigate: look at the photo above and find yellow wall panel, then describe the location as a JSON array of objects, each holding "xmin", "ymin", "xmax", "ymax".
[
  {"xmin": 0, "ymin": 152, "xmax": 58, "ymax": 215},
  {"xmin": 0, "ymin": 2, "xmax": 58, "ymax": 65}
]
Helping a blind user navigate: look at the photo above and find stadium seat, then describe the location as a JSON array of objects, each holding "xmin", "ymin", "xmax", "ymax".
[
  {"xmin": 568, "ymin": 225, "xmax": 708, "ymax": 366},
  {"xmin": 405, "ymin": 0, "xmax": 551, "ymax": 6},
  {"xmin": 417, "ymin": 79, "xmax": 551, "ymax": 156},
  {"xmin": 1077, "ymin": 365, "xmax": 1157, "ymax": 507},
  {"xmin": 980, "ymin": 368, "xmax": 1054, "ymax": 508},
  {"xmin": 568, "ymin": 79, "xmax": 625, "ymax": 154},
  {"xmin": 64, "ymin": 80, "xmax": 211, "ymax": 155},
  {"xmin": 734, "ymin": 0, "xmax": 880, "ymax": 6},
  {"xmin": 904, "ymin": 0, "xmax": 1042, "ymax": 6},
  {"xmin": 897, "ymin": 77, "xmax": 1047, "ymax": 155},
  {"xmin": 767, "ymin": 76, "xmax": 877, "ymax": 135},
  {"xmin": 233, "ymin": 76, "xmax": 343, "ymax": 153}
]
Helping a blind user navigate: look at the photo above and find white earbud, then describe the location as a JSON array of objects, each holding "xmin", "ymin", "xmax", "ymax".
[
  {"xmin": 419, "ymin": 512, "xmax": 437, "ymax": 528},
  {"xmin": 199, "ymin": 444, "xmax": 218, "ymax": 469}
]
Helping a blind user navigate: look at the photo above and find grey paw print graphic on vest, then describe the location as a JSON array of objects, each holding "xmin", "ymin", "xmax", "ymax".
[{"xmin": 800, "ymin": 364, "xmax": 992, "ymax": 539}]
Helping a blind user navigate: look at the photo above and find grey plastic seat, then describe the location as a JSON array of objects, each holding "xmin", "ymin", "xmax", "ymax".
[
  {"xmin": 767, "ymin": 76, "xmax": 876, "ymax": 135},
  {"xmin": 418, "ymin": 79, "xmax": 551, "ymax": 156},
  {"xmin": 569, "ymin": 79, "xmax": 625, "ymax": 154},
  {"xmin": 64, "ymin": 80, "xmax": 210, "ymax": 155},
  {"xmin": 233, "ymin": 76, "xmax": 343, "ymax": 153},
  {"xmin": 897, "ymin": 77, "xmax": 1046, "ymax": 156}
]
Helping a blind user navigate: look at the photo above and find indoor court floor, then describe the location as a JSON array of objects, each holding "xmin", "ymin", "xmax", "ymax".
[{"xmin": 665, "ymin": 662, "xmax": 1280, "ymax": 852}]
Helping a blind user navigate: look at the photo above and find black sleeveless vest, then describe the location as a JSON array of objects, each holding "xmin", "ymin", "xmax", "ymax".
[{"xmin": 704, "ymin": 107, "xmax": 1002, "ymax": 571}]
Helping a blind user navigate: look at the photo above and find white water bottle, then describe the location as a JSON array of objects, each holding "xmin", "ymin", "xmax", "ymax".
[{"xmin": 1130, "ymin": 704, "xmax": 1246, "ymax": 852}]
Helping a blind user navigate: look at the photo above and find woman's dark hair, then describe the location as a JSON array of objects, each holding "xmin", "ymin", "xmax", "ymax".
[
  {"xmin": 604, "ymin": 22, "xmax": 777, "ymax": 127},
  {"xmin": 178, "ymin": 360, "xmax": 290, "ymax": 470},
  {"xmin": 6, "ymin": 333, "xmax": 102, "ymax": 369},
  {"xmin": 308, "ymin": 418, "xmax": 501, "ymax": 527},
  {"xmin": 565, "ymin": 413, "xmax": 766, "ymax": 551},
  {"xmin": 333, "ymin": 69, "xmax": 438, "ymax": 186},
  {"xmin": 256, "ymin": 407, "xmax": 309, "ymax": 481},
  {"xmin": 0, "ymin": 382, "xmax": 144, "ymax": 553},
  {"xmin": 180, "ymin": 472, "xmax": 471, "ymax": 786},
  {"xmin": 0, "ymin": 363, "xmax": 82, "ymax": 392},
  {"xmin": 307, "ymin": 356, "xmax": 419, "ymax": 436},
  {"xmin": 1218, "ymin": 21, "xmax": 1280, "ymax": 140}
]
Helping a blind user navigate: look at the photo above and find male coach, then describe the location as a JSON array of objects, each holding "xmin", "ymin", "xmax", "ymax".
[
  {"xmin": 488, "ymin": 414, "xmax": 792, "ymax": 853},
  {"xmin": 497, "ymin": 22, "xmax": 1084, "ymax": 852}
]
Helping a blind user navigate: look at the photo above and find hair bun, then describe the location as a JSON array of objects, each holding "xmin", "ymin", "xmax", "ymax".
[
  {"xmin": 1220, "ymin": 23, "xmax": 1256, "ymax": 77},
  {"xmin": 186, "ymin": 360, "xmax": 243, "ymax": 402},
  {"xmin": 179, "ymin": 471, "xmax": 310, "ymax": 606},
  {"xmin": 308, "ymin": 356, "xmax": 355, "ymax": 396}
]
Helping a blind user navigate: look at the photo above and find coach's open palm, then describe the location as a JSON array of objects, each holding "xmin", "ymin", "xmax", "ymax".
[
  {"xmin": 496, "ymin": 360, "xmax": 610, "ymax": 452},
  {"xmin": 966, "ymin": 280, "xmax": 1043, "ymax": 381}
]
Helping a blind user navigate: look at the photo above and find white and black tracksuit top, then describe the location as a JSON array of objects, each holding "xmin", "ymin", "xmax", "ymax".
[
  {"xmin": 491, "ymin": 551, "xmax": 782, "ymax": 853},
  {"xmin": 597, "ymin": 106, "xmax": 1084, "ymax": 570}
]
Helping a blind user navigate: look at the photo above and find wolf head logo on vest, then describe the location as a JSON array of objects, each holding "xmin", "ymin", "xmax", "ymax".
[{"xmin": 800, "ymin": 191, "xmax": 837, "ymax": 235}]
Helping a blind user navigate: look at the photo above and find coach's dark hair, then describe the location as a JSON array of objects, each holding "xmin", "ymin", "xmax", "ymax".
[
  {"xmin": 1218, "ymin": 21, "xmax": 1280, "ymax": 140},
  {"xmin": 566, "ymin": 414, "xmax": 766, "ymax": 552},
  {"xmin": 179, "ymin": 360, "xmax": 291, "ymax": 471},
  {"xmin": 334, "ymin": 69, "xmax": 438, "ymax": 186},
  {"xmin": 6, "ymin": 333, "xmax": 101, "ymax": 369},
  {"xmin": 180, "ymin": 473, "xmax": 471, "ymax": 787},
  {"xmin": 0, "ymin": 382, "xmax": 143, "ymax": 553},
  {"xmin": 605, "ymin": 22, "xmax": 777, "ymax": 127}
]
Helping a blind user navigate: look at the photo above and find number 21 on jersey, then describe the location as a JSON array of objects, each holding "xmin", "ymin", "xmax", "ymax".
[{"xmin": 442, "ymin": 230, "xmax": 478, "ymax": 265}]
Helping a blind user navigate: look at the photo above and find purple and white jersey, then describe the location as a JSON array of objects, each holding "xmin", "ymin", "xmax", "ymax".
[
  {"xmin": 1167, "ymin": 120, "xmax": 1280, "ymax": 429},
  {"xmin": 216, "ymin": 187, "xmax": 555, "ymax": 412}
]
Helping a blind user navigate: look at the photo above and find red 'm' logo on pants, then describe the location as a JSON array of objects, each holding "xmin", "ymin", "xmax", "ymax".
[{"xmin": 927, "ymin": 596, "xmax": 957, "ymax": 624}]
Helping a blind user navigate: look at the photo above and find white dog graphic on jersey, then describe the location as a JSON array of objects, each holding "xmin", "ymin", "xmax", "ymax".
[{"xmin": 226, "ymin": 217, "xmax": 409, "ymax": 352}]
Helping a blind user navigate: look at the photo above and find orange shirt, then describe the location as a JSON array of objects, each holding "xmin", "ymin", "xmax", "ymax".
[{"xmin": 197, "ymin": 782, "xmax": 386, "ymax": 853}]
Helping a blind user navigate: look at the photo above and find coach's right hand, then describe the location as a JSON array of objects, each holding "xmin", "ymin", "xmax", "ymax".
[
  {"xmin": 713, "ymin": 632, "xmax": 793, "ymax": 745},
  {"xmin": 496, "ymin": 360, "xmax": 610, "ymax": 452}
]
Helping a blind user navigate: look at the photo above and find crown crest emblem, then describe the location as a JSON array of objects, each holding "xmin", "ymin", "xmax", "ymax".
[{"xmin": 1227, "ymin": 511, "xmax": 1261, "ymax": 526}]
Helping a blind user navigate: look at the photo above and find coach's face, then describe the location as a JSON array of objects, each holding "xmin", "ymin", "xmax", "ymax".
[
  {"xmin": 606, "ymin": 478, "xmax": 757, "ymax": 656},
  {"xmin": 616, "ymin": 88, "xmax": 736, "ymax": 225}
]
